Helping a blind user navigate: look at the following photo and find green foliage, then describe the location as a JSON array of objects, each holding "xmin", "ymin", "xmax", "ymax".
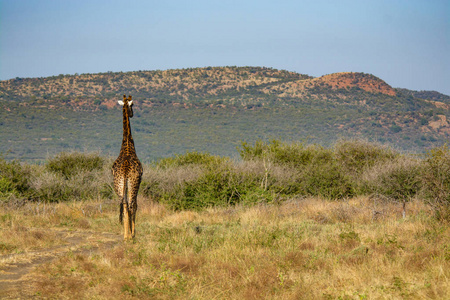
[
  {"xmin": 239, "ymin": 139, "xmax": 333, "ymax": 167},
  {"xmin": 339, "ymin": 230, "xmax": 360, "ymax": 241},
  {"xmin": 143, "ymin": 152, "xmax": 273, "ymax": 210},
  {"xmin": 156, "ymin": 151, "xmax": 228, "ymax": 169},
  {"xmin": 34, "ymin": 174, "xmax": 76, "ymax": 202},
  {"xmin": 46, "ymin": 152, "xmax": 105, "ymax": 179},
  {"xmin": 0, "ymin": 177, "xmax": 13, "ymax": 196},
  {"xmin": 390, "ymin": 125, "xmax": 403, "ymax": 133},
  {"xmin": 1, "ymin": 141, "xmax": 449, "ymax": 218},
  {"xmin": 379, "ymin": 160, "xmax": 422, "ymax": 201},
  {"xmin": 334, "ymin": 140, "xmax": 397, "ymax": 174},
  {"xmin": 0, "ymin": 157, "xmax": 33, "ymax": 199},
  {"xmin": 36, "ymin": 152, "xmax": 111, "ymax": 202},
  {"xmin": 422, "ymin": 146, "xmax": 450, "ymax": 219},
  {"xmin": 238, "ymin": 140, "xmax": 355, "ymax": 199},
  {"xmin": 299, "ymin": 161, "xmax": 356, "ymax": 199},
  {"xmin": 361, "ymin": 157, "xmax": 422, "ymax": 202},
  {"xmin": 174, "ymin": 166, "xmax": 252, "ymax": 210},
  {"xmin": 0, "ymin": 152, "xmax": 112, "ymax": 203}
]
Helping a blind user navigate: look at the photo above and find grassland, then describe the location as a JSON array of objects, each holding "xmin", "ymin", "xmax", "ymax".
[
  {"xmin": 1, "ymin": 140, "xmax": 449, "ymax": 299},
  {"xmin": 0, "ymin": 197, "xmax": 448, "ymax": 299}
]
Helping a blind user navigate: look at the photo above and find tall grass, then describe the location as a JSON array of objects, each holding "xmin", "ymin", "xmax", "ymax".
[
  {"xmin": 2, "ymin": 198, "xmax": 448, "ymax": 299},
  {"xmin": 1, "ymin": 140, "xmax": 449, "ymax": 219}
]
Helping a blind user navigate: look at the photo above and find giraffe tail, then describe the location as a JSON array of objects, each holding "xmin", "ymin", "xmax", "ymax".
[
  {"xmin": 119, "ymin": 178, "xmax": 128, "ymax": 224},
  {"xmin": 119, "ymin": 203, "xmax": 124, "ymax": 224}
]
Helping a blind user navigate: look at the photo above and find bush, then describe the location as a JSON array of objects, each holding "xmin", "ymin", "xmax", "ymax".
[
  {"xmin": 177, "ymin": 166, "xmax": 242, "ymax": 210},
  {"xmin": 334, "ymin": 139, "xmax": 397, "ymax": 174},
  {"xmin": 46, "ymin": 152, "xmax": 105, "ymax": 179},
  {"xmin": 0, "ymin": 158, "xmax": 34, "ymax": 200},
  {"xmin": 140, "ymin": 164, "xmax": 205, "ymax": 202},
  {"xmin": 238, "ymin": 140, "xmax": 355, "ymax": 199},
  {"xmin": 31, "ymin": 172, "xmax": 74, "ymax": 202},
  {"xmin": 3, "ymin": 141, "xmax": 449, "ymax": 218},
  {"xmin": 156, "ymin": 151, "xmax": 228, "ymax": 169},
  {"xmin": 422, "ymin": 146, "xmax": 450, "ymax": 219},
  {"xmin": 143, "ymin": 156, "xmax": 273, "ymax": 210},
  {"xmin": 31, "ymin": 164, "xmax": 113, "ymax": 202},
  {"xmin": 14, "ymin": 152, "xmax": 113, "ymax": 202},
  {"xmin": 299, "ymin": 161, "xmax": 356, "ymax": 199},
  {"xmin": 239, "ymin": 139, "xmax": 333, "ymax": 167},
  {"xmin": 146, "ymin": 151, "xmax": 259, "ymax": 210},
  {"xmin": 361, "ymin": 157, "xmax": 422, "ymax": 203}
]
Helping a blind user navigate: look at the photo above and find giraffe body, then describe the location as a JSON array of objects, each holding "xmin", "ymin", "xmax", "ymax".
[{"xmin": 112, "ymin": 95, "xmax": 143, "ymax": 240}]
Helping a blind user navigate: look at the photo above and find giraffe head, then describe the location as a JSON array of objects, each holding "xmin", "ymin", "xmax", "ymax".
[{"xmin": 118, "ymin": 95, "xmax": 134, "ymax": 118}]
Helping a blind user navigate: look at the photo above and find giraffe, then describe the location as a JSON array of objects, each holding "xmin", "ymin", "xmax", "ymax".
[{"xmin": 112, "ymin": 95, "xmax": 143, "ymax": 240}]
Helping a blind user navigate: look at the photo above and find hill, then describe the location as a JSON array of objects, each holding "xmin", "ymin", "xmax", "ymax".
[
  {"xmin": 396, "ymin": 88, "xmax": 450, "ymax": 103},
  {"xmin": 0, "ymin": 67, "xmax": 449, "ymax": 162}
]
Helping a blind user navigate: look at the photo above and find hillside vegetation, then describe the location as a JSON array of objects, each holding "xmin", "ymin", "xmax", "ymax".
[{"xmin": 1, "ymin": 67, "xmax": 449, "ymax": 161}]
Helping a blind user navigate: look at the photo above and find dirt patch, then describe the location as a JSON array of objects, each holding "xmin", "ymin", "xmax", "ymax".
[
  {"xmin": 312, "ymin": 72, "xmax": 397, "ymax": 96},
  {"xmin": 0, "ymin": 229, "xmax": 121, "ymax": 299}
]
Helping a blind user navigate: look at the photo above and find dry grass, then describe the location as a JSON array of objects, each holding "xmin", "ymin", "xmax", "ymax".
[{"xmin": 0, "ymin": 197, "xmax": 448, "ymax": 299}]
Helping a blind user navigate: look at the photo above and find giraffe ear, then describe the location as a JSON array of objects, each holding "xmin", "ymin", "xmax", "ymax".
[
  {"xmin": 118, "ymin": 100, "xmax": 124, "ymax": 106},
  {"xmin": 128, "ymin": 100, "xmax": 133, "ymax": 106}
]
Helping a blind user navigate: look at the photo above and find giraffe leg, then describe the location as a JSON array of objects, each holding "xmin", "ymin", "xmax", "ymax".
[
  {"xmin": 131, "ymin": 212, "xmax": 135, "ymax": 238},
  {"xmin": 127, "ymin": 209, "xmax": 133, "ymax": 240},
  {"xmin": 131, "ymin": 202, "xmax": 137, "ymax": 238},
  {"xmin": 122, "ymin": 202, "xmax": 132, "ymax": 240}
]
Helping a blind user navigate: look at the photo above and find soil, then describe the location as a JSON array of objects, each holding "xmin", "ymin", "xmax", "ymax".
[{"xmin": 0, "ymin": 229, "xmax": 121, "ymax": 299}]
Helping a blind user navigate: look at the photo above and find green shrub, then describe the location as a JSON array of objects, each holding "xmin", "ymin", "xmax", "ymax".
[
  {"xmin": 46, "ymin": 152, "xmax": 105, "ymax": 179},
  {"xmin": 147, "ymin": 164, "xmax": 270, "ymax": 210},
  {"xmin": 33, "ymin": 164, "xmax": 113, "ymax": 202},
  {"xmin": 144, "ymin": 141, "xmax": 361, "ymax": 208},
  {"xmin": 0, "ymin": 158, "xmax": 33, "ymax": 199},
  {"xmin": 156, "ymin": 151, "xmax": 228, "ymax": 169},
  {"xmin": 16, "ymin": 153, "xmax": 113, "ymax": 202},
  {"xmin": 238, "ymin": 139, "xmax": 333, "ymax": 167},
  {"xmin": 298, "ymin": 161, "xmax": 356, "ymax": 199},
  {"xmin": 361, "ymin": 157, "xmax": 422, "ymax": 202},
  {"xmin": 33, "ymin": 172, "xmax": 74, "ymax": 202},
  {"xmin": 140, "ymin": 164, "xmax": 204, "ymax": 200},
  {"xmin": 143, "ymin": 157, "xmax": 281, "ymax": 210},
  {"xmin": 178, "ymin": 167, "xmax": 241, "ymax": 210},
  {"xmin": 334, "ymin": 139, "xmax": 397, "ymax": 174},
  {"xmin": 390, "ymin": 125, "xmax": 402, "ymax": 133},
  {"xmin": 422, "ymin": 146, "xmax": 450, "ymax": 219},
  {"xmin": 0, "ymin": 176, "xmax": 15, "ymax": 198},
  {"xmin": 238, "ymin": 140, "xmax": 269, "ymax": 160},
  {"xmin": 238, "ymin": 140, "xmax": 354, "ymax": 199},
  {"xmin": 5, "ymin": 140, "xmax": 449, "ymax": 216}
]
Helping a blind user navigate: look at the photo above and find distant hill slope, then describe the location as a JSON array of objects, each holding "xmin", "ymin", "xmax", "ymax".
[
  {"xmin": 0, "ymin": 67, "xmax": 449, "ymax": 162},
  {"xmin": 0, "ymin": 67, "xmax": 310, "ymax": 108},
  {"xmin": 396, "ymin": 88, "xmax": 450, "ymax": 103},
  {"xmin": 0, "ymin": 66, "xmax": 443, "ymax": 110}
]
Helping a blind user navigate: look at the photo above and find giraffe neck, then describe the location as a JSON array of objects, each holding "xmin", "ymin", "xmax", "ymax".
[{"xmin": 120, "ymin": 106, "xmax": 136, "ymax": 156}]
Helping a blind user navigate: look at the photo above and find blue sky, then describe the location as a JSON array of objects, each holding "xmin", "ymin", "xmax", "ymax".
[{"xmin": 1, "ymin": 0, "xmax": 449, "ymax": 94}]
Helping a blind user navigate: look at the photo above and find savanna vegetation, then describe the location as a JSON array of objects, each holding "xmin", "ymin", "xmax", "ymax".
[
  {"xmin": 1, "ymin": 140, "xmax": 449, "ymax": 217},
  {"xmin": 1, "ymin": 140, "xmax": 449, "ymax": 299},
  {"xmin": 1, "ymin": 67, "xmax": 449, "ymax": 162}
]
